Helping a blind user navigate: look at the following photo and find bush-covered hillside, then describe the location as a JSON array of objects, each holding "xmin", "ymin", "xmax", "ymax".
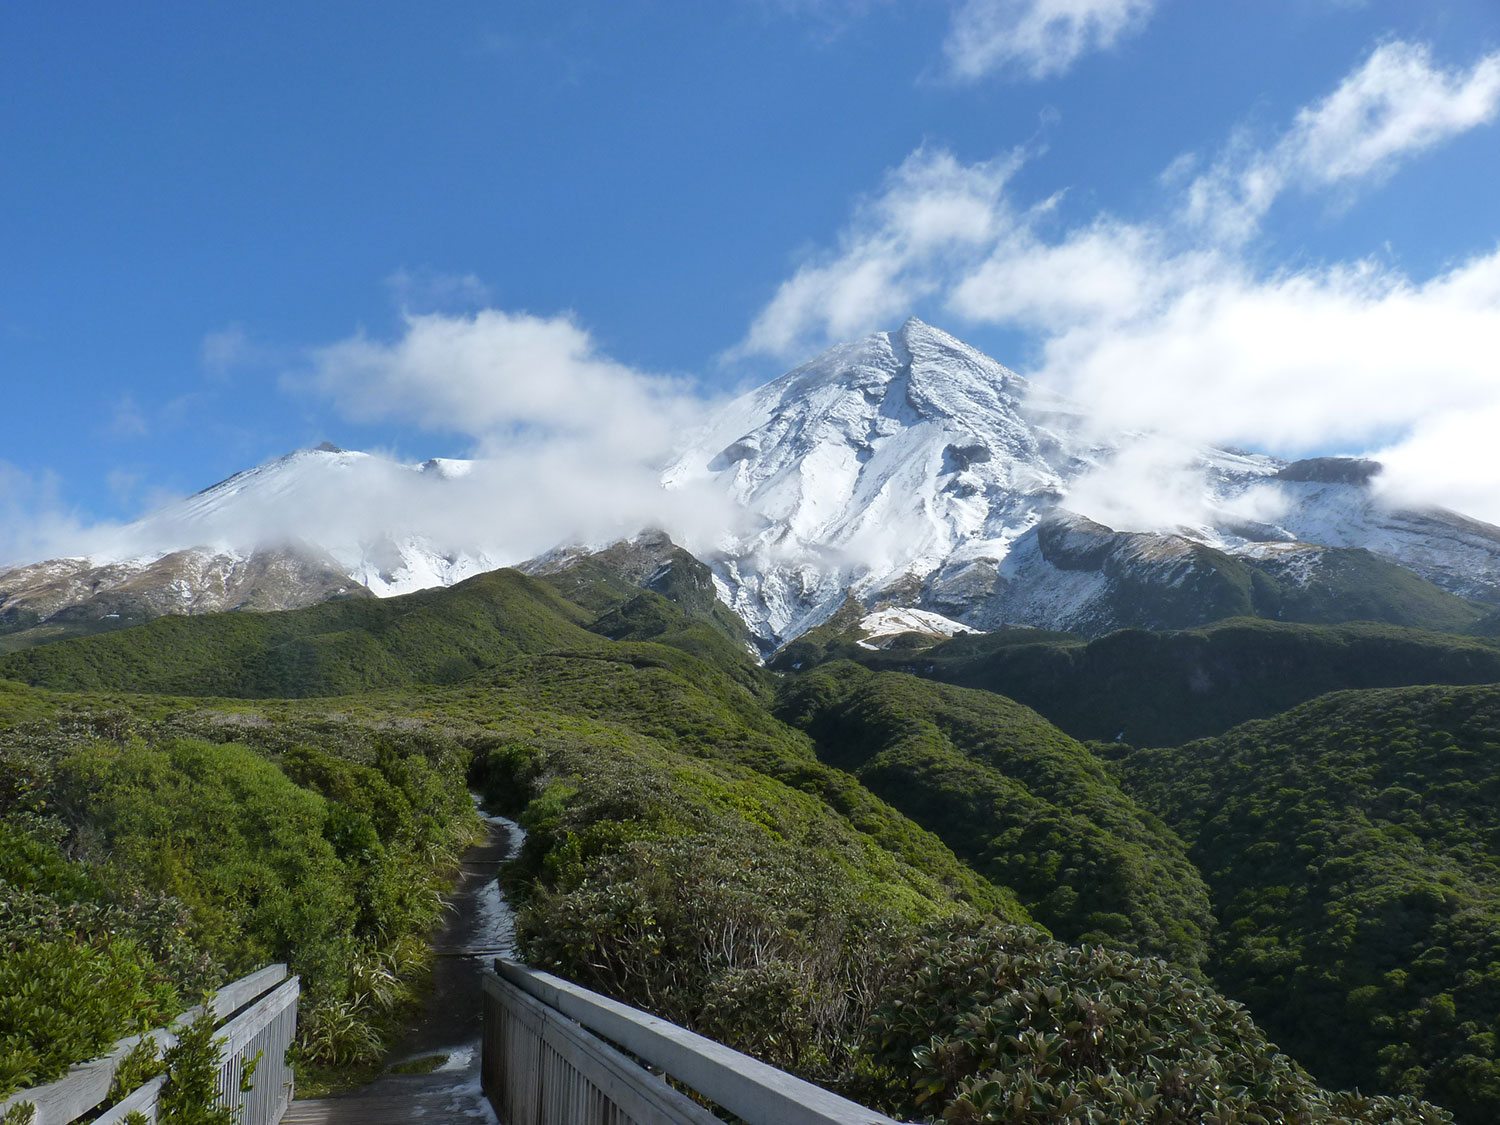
[
  {"xmin": 0, "ymin": 569, "xmax": 602, "ymax": 697},
  {"xmin": 0, "ymin": 706, "xmax": 479, "ymax": 1096},
  {"xmin": 0, "ymin": 564, "xmax": 1472, "ymax": 1123},
  {"xmin": 780, "ymin": 662, "xmax": 1213, "ymax": 966},
  {"xmin": 786, "ymin": 617, "xmax": 1500, "ymax": 745},
  {"xmin": 1116, "ymin": 685, "xmax": 1500, "ymax": 1122}
]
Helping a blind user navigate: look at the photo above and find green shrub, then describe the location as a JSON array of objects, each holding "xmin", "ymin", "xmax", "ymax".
[
  {"xmin": 864, "ymin": 921, "xmax": 1454, "ymax": 1124},
  {"xmin": 1117, "ymin": 684, "xmax": 1500, "ymax": 1121},
  {"xmin": 0, "ymin": 936, "xmax": 176, "ymax": 1096}
]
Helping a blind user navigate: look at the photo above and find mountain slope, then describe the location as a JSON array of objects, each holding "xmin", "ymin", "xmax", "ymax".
[
  {"xmin": 0, "ymin": 544, "xmax": 371, "ymax": 652},
  {"xmin": 7, "ymin": 322, "xmax": 1500, "ymax": 650},
  {"xmin": 779, "ymin": 662, "xmax": 1213, "ymax": 966},
  {"xmin": 665, "ymin": 319, "xmax": 1500, "ymax": 646}
]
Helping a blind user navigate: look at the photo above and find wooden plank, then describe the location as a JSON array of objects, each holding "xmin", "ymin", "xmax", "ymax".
[
  {"xmin": 208, "ymin": 963, "xmax": 288, "ymax": 1021},
  {"xmin": 92, "ymin": 1075, "xmax": 163, "ymax": 1125},
  {"xmin": 485, "ymin": 975, "xmax": 718, "ymax": 1125},
  {"xmin": 537, "ymin": 1002, "xmax": 718, "ymax": 1125},
  {"xmin": 218, "ymin": 977, "xmax": 299, "ymax": 1057},
  {"xmin": 491, "ymin": 961, "xmax": 903, "ymax": 1125},
  {"xmin": 215, "ymin": 977, "xmax": 298, "ymax": 1125}
]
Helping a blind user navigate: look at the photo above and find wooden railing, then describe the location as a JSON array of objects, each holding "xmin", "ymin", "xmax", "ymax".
[
  {"xmin": 482, "ymin": 959, "xmax": 906, "ymax": 1125},
  {"xmin": 0, "ymin": 964, "xmax": 299, "ymax": 1125}
]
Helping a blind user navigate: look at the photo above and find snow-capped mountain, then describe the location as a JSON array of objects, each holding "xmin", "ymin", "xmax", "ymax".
[
  {"xmin": 5, "ymin": 319, "xmax": 1500, "ymax": 649},
  {"xmin": 116, "ymin": 443, "xmax": 500, "ymax": 598},
  {"xmin": 664, "ymin": 318, "xmax": 1500, "ymax": 644},
  {"xmin": 0, "ymin": 444, "xmax": 501, "ymax": 643}
]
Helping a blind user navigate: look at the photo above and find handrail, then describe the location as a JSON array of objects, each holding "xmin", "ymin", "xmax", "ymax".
[
  {"xmin": 0, "ymin": 964, "xmax": 298, "ymax": 1125},
  {"xmin": 488, "ymin": 958, "xmax": 905, "ymax": 1125}
]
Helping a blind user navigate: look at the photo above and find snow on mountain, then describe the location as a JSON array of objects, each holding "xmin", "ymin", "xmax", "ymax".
[
  {"xmin": 103, "ymin": 443, "xmax": 499, "ymax": 598},
  {"xmin": 7, "ymin": 319, "xmax": 1500, "ymax": 649},
  {"xmin": 665, "ymin": 319, "xmax": 1500, "ymax": 645},
  {"xmin": 663, "ymin": 317, "xmax": 1110, "ymax": 640},
  {"xmin": 856, "ymin": 607, "xmax": 974, "ymax": 648}
]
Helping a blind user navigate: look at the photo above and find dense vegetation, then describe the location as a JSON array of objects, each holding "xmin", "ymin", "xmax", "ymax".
[
  {"xmin": 783, "ymin": 616, "xmax": 1500, "ymax": 745},
  {"xmin": 0, "ymin": 570, "xmax": 603, "ymax": 697},
  {"xmin": 864, "ymin": 921, "xmax": 1451, "ymax": 1124},
  {"xmin": 0, "ymin": 704, "xmax": 479, "ymax": 1098},
  {"xmin": 0, "ymin": 560, "xmax": 1484, "ymax": 1122},
  {"xmin": 1116, "ymin": 685, "xmax": 1500, "ymax": 1121},
  {"xmin": 780, "ymin": 662, "xmax": 1212, "ymax": 966}
]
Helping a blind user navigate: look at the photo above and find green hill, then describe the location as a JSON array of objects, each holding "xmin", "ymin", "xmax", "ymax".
[
  {"xmin": 0, "ymin": 566, "xmax": 1468, "ymax": 1123},
  {"xmin": 0, "ymin": 569, "xmax": 602, "ymax": 697},
  {"xmin": 779, "ymin": 661, "xmax": 1212, "ymax": 966},
  {"xmin": 1115, "ymin": 685, "xmax": 1500, "ymax": 1122}
]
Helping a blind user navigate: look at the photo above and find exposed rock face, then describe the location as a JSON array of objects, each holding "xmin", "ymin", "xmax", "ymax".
[{"xmin": 1275, "ymin": 457, "xmax": 1382, "ymax": 485}]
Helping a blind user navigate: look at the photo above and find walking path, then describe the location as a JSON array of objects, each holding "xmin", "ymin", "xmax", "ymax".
[{"xmin": 282, "ymin": 800, "xmax": 523, "ymax": 1124}]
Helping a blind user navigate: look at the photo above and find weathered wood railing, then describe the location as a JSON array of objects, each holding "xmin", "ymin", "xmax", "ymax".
[
  {"xmin": 483, "ymin": 959, "xmax": 907, "ymax": 1125},
  {"xmin": 0, "ymin": 963, "xmax": 299, "ymax": 1125}
]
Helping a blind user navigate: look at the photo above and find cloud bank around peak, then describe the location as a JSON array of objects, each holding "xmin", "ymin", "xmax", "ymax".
[
  {"xmin": 305, "ymin": 309, "xmax": 704, "ymax": 459},
  {"xmin": 290, "ymin": 309, "xmax": 740, "ymax": 562},
  {"xmin": 734, "ymin": 39, "xmax": 1500, "ymax": 523}
]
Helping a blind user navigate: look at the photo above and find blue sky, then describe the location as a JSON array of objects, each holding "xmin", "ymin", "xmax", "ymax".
[{"xmin": 3, "ymin": 0, "xmax": 1500, "ymax": 545}]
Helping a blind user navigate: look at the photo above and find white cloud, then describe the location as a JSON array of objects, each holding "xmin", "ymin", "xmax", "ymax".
[
  {"xmin": 944, "ymin": 0, "xmax": 1156, "ymax": 81},
  {"xmin": 738, "ymin": 40, "xmax": 1500, "ymax": 524},
  {"xmin": 289, "ymin": 309, "xmax": 741, "ymax": 561},
  {"xmin": 1185, "ymin": 41, "xmax": 1500, "ymax": 242},
  {"xmin": 385, "ymin": 267, "xmax": 494, "ymax": 313},
  {"xmin": 108, "ymin": 394, "xmax": 149, "ymax": 439},
  {"xmin": 201, "ymin": 325, "xmax": 254, "ymax": 380},
  {"xmin": 1038, "ymin": 246, "xmax": 1500, "ymax": 447},
  {"xmin": 305, "ymin": 309, "xmax": 701, "ymax": 459},
  {"xmin": 0, "ymin": 464, "xmax": 115, "ymax": 568}
]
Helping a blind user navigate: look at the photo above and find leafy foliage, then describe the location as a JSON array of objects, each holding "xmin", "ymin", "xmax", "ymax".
[
  {"xmin": 865, "ymin": 921, "xmax": 1452, "ymax": 1124},
  {"xmin": 156, "ymin": 1013, "xmax": 233, "ymax": 1125},
  {"xmin": 1116, "ymin": 685, "xmax": 1500, "ymax": 1122},
  {"xmin": 0, "ymin": 569, "xmax": 600, "ymax": 697},
  {"xmin": 0, "ymin": 933, "xmax": 176, "ymax": 1095},
  {"xmin": 0, "ymin": 706, "xmax": 478, "ymax": 1095},
  {"xmin": 0, "ymin": 557, "xmax": 1485, "ymax": 1123}
]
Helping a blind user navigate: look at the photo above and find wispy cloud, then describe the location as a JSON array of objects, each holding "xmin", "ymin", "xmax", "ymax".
[
  {"xmin": 1183, "ymin": 41, "xmax": 1500, "ymax": 242},
  {"xmin": 0, "ymin": 463, "xmax": 114, "ymax": 568},
  {"xmin": 944, "ymin": 0, "xmax": 1156, "ymax": 81},
  {"xmin": 108, "ymin": 394, "xmax": 149, "ymax": 439},
  {"xmin": 733, "ymin": 147, "xmax": 1023, "ymax": 359},
  {"xmin": 385, "ymin": 267, "xmax": 494, "ymax": 313},
  {"xmin": 201, "ymin": 324, "xmax": 256, "ymax": 380}
]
